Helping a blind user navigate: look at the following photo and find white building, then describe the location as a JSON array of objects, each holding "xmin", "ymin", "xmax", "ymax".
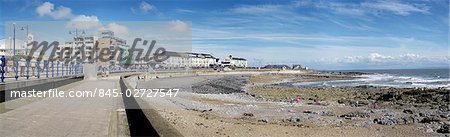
[
  {"xmin": 0, "ymin": 38, "xmax": 27, "ymax": 57},
  {"xmin": 0, "ymin": 38, "xmax": 39, "ymax": 76},
  {"xmin": 161, "ymin": 52, "xmax": 191, "ymax": 68},
  {"xmin": 0, "ymin": 39, "xmax": 6, "ymax": 57},
  {"xmin": 55, "ymin": 35, "xmax": 98, "ymax": 62},
  {"xmin": 221, "ymin": 55, "xmax": 247, "ymax": 68},
  {"xmin": 97, "ymin": 30, "xmax": 127, "ymax": 66},
  {"xmin": 160, "ymin": 52, "xmax": 219, "ymax": 69},
  {"xmin": 190, "ymin": 53, "xmax": 219, "ymax": 68}
]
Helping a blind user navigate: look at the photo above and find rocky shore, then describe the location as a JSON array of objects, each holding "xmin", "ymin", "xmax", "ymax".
[
  {"xmin": 191, "ymin": 75, "xmax": 248, "ymax": 94},
  {"xmin": 137, "ymin": 71, "xmax": 449, "ymax": 136},
  {"xmin": 247, "ymin": 73, "xmax": 450, "ymax": 135}
]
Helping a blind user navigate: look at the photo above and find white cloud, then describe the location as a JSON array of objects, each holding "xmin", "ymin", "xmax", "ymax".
[
  {"xmin": 140, "ymin": 1, "xmax": 154, "ymax": 13},
  {"xmin": 176, "ymin": 9, "xmax": 196, "ymax": 13},
  {"xmin": 227, "ymin": 4, "xmax": 314, "ymax": 27},
  {"xmin": 313, "ymin": 0, "xmax": 430, "ymax": 16},
  {"xmin": 231, "ymin": 4, "xmax": 283, "ymax": 14},
  {"xmin": 168, "ymin": 20, "xmax": 190, "ymax": 32},
  {"xmin": 367, "ymin": 53, "xmax": 394, "ymax": 62},
  {"xmin": 36, "ymin": 2, "xmax": 102, "ymax": 30},
  {"xmin": 104, "ymin": 23, "xmax": 129, "ymax": 37},
  {"xmin": 131, "ymin": 1, "xmax": 155, "ymax": 14},
  {"xmin": 324, "ymin": 53, "xmax": 449, "ymax": 68},
  {"xmin": 362, "ymin": 0, "xmax": 430, "ymax": 16},
  {"xmin": 330, "ymin": 19, "xmax": 375, "ymax": 31},
  {"xmin": 66, "ymin": 15, "xmax": 102, "ymax": 29},
  {"xmin": 294, "ymin": 0, "xmax": 312, "ymax": 7},
  {"xmin": 316, "ymin": 2, "xmax": 366, "ymax": 16},
  {"xmin": 36, "ymin": 2, "xmax": 73, "ymax": 19},
  {"xmin": 35, "ymin": 2, "xmax": 103, "ymax": 30}
]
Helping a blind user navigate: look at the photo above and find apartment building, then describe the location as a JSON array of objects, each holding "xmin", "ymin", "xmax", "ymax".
[
  {"xmin": 190, "ymin": 53, "xmax": 220, "ymax": 68},
  {"xmin": 160, "ymin": 52, "xmax": 220, "ymax": 69},
  {"xmin": 161, "ymin": 52, "xmax": 190, "ymax": 68},
  {"xmin": 97, "ymin": 30, "xmax": 126, "ymax": 66},
  {"xmin": 221, "ymin": 55, "xmax": 247, "ymax": 68},
  {"xmin": 55, "ymin": 35, "xmax": 97, "ymax": 62}
]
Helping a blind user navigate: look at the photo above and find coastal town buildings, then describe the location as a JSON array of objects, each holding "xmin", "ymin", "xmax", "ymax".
[
  {"xmin": 161, "ymin": 52, "xmax": 190, "ymax": 68},
  {"xmin": 55, "ymin": 35, "xmax": 98, "ymax": 62},
  {"xmin": 0, "ymin": 39, "xmax": 6, "ymax": 57},
  {"xmin": 221, "ymin": 55, "xmax": 247, "ymax": 68},
  {"xmin": 161, "ymin": 52, "xmax": 220, "ymax": 69},
  {"xmin": 190, "ymin": 53, "xmax": 220, "ymax": 68},
  {"xmin": 1, "ymin": 32, "xmax": 249, "ymax": 71},
  {"xmin": 97, "ymin": 30, "xmax": 127, "ymax": 66},
  {"xmin": 54, "ymin": 30, "xmax": 128, "ymax": 67},
  {"xmin": 0, "ymin": 38, "xmax": 27, "ymax": 57}
]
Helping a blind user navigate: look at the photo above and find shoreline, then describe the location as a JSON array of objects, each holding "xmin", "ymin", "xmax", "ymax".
[
  {"xmin": 247, "ymin": 72, "xmax": 449, "ymax": 134},
  {"xmin": 134, "ymin": 71, "xmax": 449, "ymax": 136}
]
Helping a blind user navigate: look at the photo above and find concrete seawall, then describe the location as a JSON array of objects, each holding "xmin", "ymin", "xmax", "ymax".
[{"xmin": 121, "ymin": 74, "xmax": 183, "ymax": 137}]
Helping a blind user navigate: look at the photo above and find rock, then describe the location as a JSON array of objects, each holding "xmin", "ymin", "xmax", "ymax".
[
  {"xmin": 374, "ymin": 117, "xmax": 398, "ymax": 125},
  {"xmin": 243, "ymin": 113, "xmax": 254, "ymax": 117},
  {"xmin": 403, "ymin": 109, "xmax": 414, "ymax": 114},
  {"xmin": 426, "ymin": 127, "xmax": 434, "ymax": 133},
  {"xmin": 439, "ymin": 105, "xmax": 450, "ymax": 112},
  {"xmin": 420, "ymin": 115, "xmax": 440, "ymax": 123},
  {"xmin": 381, "ymin": 109, "xmax": 395, "ymax": 117},
  {"xmin": 191, "ymin": 76, "xmax": 248, "ymax": 94},
  {"xmin": 419, "ymin": 113, "xmax": 426, "ymax": 117},
  {"xmin": 195, "ymin": 122, "xmax": 204, "ymax": 126},
  {"xmin": 289, "ymin": 116, "xmax": 301, "ymax": 123},
  {"xmin": 320, "ymin": 111, "xmax": 335, "ymax": 116},
  {"xmin": 377, "ymin": 92, "xmax": 396, "ymax": 101},
  {"xmin": 337, "ymin": 99, "xmax": 349, "ymax": 104},
  {"xmin": 362, "ymin": 123, "xmax": 371, "ymax": 128},
  {"xmin": 334, "ymin": 119, "xmax": 343, "ymax": 124},
  {"xmin": 374, "ymin": 116, "xmax": 418, "ymax": 125},
  {"xmin": 340, "ymin": 111, "xmax": 370, "ymax": 118},
  {"xmin": 437, "ymin": 124, "xmax": 450, "ymax": 133},
  {"xmin": 353, "ymin": 122, "xmax": 372, "ymax": 128},
  {"xmin": 201, "ymin": 109, "xmax": 213, "ymax": 113},
  {"xmin": 258, "ymin": 119, "xmax": 269, "ymax": 123},
  {"xmin": 436, "ymin": 110, "xmax": 450, "ymax": 119},
  {"xmin": 398, "ymin": 116, "xmax": 416, "ymax": 125}
]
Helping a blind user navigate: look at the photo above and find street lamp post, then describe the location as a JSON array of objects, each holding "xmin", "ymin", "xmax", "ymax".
[
  {"xmin": 20, "ymin": 24, "xmax": 29, "ymax": 55},
  {"xmin": 19, "ymin": 25, "xmax": 29, "ymax": 79},
  {"xmin": 18, "ymin": 24, "xmax": 30, "ymax": 79},
  {"xmin": 68, "ymin": 29, "xmax": 85, "ymax": 62},
  {"xmin": 13, "ymin": 23, "xmax": 16, "ymax": 56}
]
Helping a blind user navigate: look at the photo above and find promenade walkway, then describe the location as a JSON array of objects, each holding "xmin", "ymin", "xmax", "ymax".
[{"xmin": 0, "ymin": 77, "xmax": 128, "ymax": 136}]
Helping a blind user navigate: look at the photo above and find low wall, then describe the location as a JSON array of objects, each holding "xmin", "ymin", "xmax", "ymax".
[{"xmin": 120, "ymin": 74, "xmax": 182, "ymax": 137}]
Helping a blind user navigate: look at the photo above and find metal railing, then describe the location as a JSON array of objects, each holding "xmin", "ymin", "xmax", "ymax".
[
  {"xmin": 0, "ymin": 55, "xmax": 152, "ymax": 83},
  {"xmin": 0, "ymin": 55, "xmax": 84, "ymax": 83}
]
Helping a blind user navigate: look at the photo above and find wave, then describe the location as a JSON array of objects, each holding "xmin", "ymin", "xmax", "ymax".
[{"xmin": 292, "ymin": 73, "xmax": 450, "ymax": 89}]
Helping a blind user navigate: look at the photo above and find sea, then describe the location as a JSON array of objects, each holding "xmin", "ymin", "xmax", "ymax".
[{"xmin": 292, "ymin": 68, "xmax": 450, "ymax": 89}]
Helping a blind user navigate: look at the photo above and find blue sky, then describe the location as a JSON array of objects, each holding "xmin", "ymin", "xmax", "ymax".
[{"xmin": 1, "ymin": 0, "xmax": 449, "ymax": 70}]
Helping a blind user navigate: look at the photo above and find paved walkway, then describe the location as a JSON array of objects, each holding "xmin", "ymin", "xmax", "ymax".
[{"xmin": 0, "ymin": 78, "xmax": 126, "ymax": 136}]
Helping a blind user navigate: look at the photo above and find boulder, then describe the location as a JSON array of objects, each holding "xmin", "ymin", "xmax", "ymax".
[
  {"xmin": 340, "ymin": 111, "xmax": 370, "ymax": 118},
  {"xmin": 437, "ymin": 124, "xmax": 450, "ymax": 133}
]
